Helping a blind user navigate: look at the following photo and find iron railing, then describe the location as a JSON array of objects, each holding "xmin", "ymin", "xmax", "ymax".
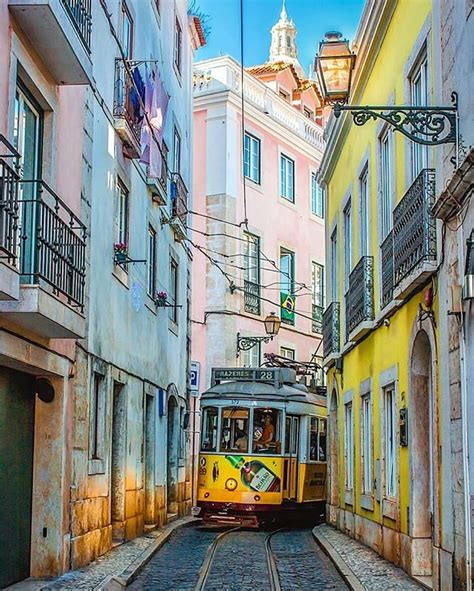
[
  {"xmin": 345, "ymin": 256, "xmax": 374, "ymax": 341},
  {"xmin": 312, "ymin": 303, "xmax": 323, "ymax": 333},
  {"xmin": 393, "ymin": 169, "xmax": 436, "ymax": 286},
  {"xmin": 322, "ymin": 302, "xmax": 340, "ymax": 358},
  {"xmin": 0, "ymin": 135, "xmax": 20, "ymax": 263},
  {"xmin": 244, "ymin": 279, "xmax": 260, "ymax": 315},
  {"xmin": 171, "ymin": 172, "xmax": 188, "ymax": 221},
  {"xmin": 113, "ymin": 60, "xmax": 142, "ymax": 147},
  {"xmin": 381, "ymin": 230, "xmax": 394, "ymax": 309},
  {"xmin": 18, "ymin": 180, "xmax": 87, "ymax": 310},
  {"xmin": 61, "ymin": 0, "xmax": 92, "ymax": 50}
]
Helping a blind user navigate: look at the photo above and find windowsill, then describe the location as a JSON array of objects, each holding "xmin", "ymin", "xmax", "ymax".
[
  {"xmin": 88, "ymin": 458, "xmax": 106, "ymax": 475},
  {"xmin": 360, "ymin": 493, "xmax": 374, "ymax": 511},
  {"xmin": 244, "ymin": 177, "xmax": 263, "ymax": 193},
  {"xmin": 145, "ymin": 296, "xmax": 157, "ymax": 316},
  {"xmin": 112, "ymin": 264, "xmax": 129, "ymax": 288},
  {"xmin": 382, "ymin": 497, "xmax": 398, "ymax": 520},
  {"xmin": 173, "ymin": 62, "xmax": 182, "ymax": 86},
  {"xmin": 309, "ymin": 212, "xmax": 325, "ymax": 224},
  {"xmin": 279, "ymin": 195, "xmax": 296, "ymax": 209},
  {"xmin": 344, "ymin": 489, "xmax": 354, "ymax": 506},
  {"xmin": 169, "ymin": 319, "xmax": 179, "ymax": 336}
]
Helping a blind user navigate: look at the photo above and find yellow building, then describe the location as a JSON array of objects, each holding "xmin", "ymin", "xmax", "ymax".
[{"xmin": 318, "ymin": 0, "xmax": 459, "ymax": 588}]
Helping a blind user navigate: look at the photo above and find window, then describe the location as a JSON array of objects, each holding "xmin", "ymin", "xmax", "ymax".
[
  {"xmin": 359, "ymin": 165, "xmax": 370, "ymax": 256},
  {"xmin": 244, "ymin": 132, "xmax": 261, "ymax": 184},
  {"xmin": 311, "ymin": 173, "xmax": 324, "ymax": 217},
  {"xmin": 280, "ymin": 248, "xmax": 295, "ymax": 325},
  {"xmin": 169, "ymin": 257, "xmax": 178, "ymax": 323},
  {"xmin": 121, "ymin": 1, "xmax": 133, "ymax": 59},
  {"xmin": 280, "ymin": 346, "xmax": 295, "ymax": 360},
  {"xmin": 330, "ymin": 227, "xmax": 338, "ymax": 302},
  {"xmin": 116, "ymin": 179, "xmax": 129, "ymax": 247},
  {"xmin": 304, "ymin": 106, "xmax": 314, "ymax": 120},
  {"xmin": 379, "ymin": 128, "xmax": 393, "ymax": 240},
  {"xmin": 221, "ymin": 407, "xmax": 250, "ymax": 452},
  {"xmin": 343, "ymin": 200, "xmax": 352, "ymax": 289},
  {"xmin": 147, "ymin": 225, "xmax": 156, "ymax": 297},
  {"xmin": 410, "ymin": 50, "xmax": 428, "ymax": 180},
  {"xmin": 314, "ymin": 356, "xmax": 325, "ymax": 387},
  {"xmin": 174, "ymin": 17, "xmax": 182, "ymax": 73},
  {"xmin": 309, "ymin": 417, "xmax": 327, "ymax": 462},
  {"xmin": 89, "ymin": 373, "xmax": 105, "ymax": 461},
  {"xmin": 280, "ymin": 154, "xmax": 295, "ymax": 202},
  {"xmin": 361, "ymin": 393, "xmax": 372, "ymax": 494},
  {"xmin": 344, "ymin": 402, "xmax": 354, "ymax": 490},
  {"xmin": 312, "ymin": 262, "xmax": 324, "ymax": 308},
  {"xmin": 154, "ymin": 0, "xmax": 160, "ymax": 15},
  {"xmin": 279, "ymin": 89, "xmax": 290, "ymax": 101},
  {"xmin": 173, "ymin": 127, "xmax": 181, "ymax": 174},
  {"xmin": 384, "ymin": 385, "xmax": 397, "ymax": 497},
  {"xmin": 240, "ymin": 341, "xmax": 261, "ymax": 368},
  {"xmin": 243, "ymin": 233, "xmax": 260, "ymax": 315},
  {"xmin": 252, "ymin": 408, "xmax": 281, "ymax": 454},
  {"xmin": 201, "ymin": 406, "xmax": 218, "ymax": 451}
]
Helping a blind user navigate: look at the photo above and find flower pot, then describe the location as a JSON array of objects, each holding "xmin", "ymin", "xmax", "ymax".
[
  {"xmin": 155, "ymin": 298, "xmax": 167, "ymax": 307},
  {"xmin": 115, "ymin": 251, "xmax": 128, "ymax": 263}
]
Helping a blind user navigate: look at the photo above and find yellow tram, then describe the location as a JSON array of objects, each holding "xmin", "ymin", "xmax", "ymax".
[{"xmin": 196, "ymin": 367, "xmax": 327, "ymax": 526}]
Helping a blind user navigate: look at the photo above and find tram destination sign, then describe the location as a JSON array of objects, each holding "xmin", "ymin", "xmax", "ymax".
[{"xmin": 211, "ymin": 367, "xmax": 292, "ymax": 386}]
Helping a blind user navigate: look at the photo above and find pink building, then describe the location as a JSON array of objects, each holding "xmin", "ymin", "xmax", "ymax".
[{"xmin": 191, "ymin": 4, "xmax": 326, "ymax": 399}]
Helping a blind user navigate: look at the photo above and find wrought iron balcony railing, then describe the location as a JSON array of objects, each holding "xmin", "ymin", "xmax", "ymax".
[
  {"xmin": 312, "ymin": 303, "xmax": 323, "ymax": 333},
  {"xmin": 345, "ymin": 256, "xmax": 374, "ymax": 341},
  {"xmin": 18, "ymin": 180, "xmax": 87, "ymax": 310},
  {"xmin": 171, "ymin": 172, "xmax": 188, "ymax": 221},
  {"xmin": 0, "ymin": 135, "xmax": 20, "ymax": 264},
  {"xmin": 322, "ymin": 302, "xmax": 340, "ymax": 358},
  {"xmin": 113, "ymin": 60, "xmax": 142, "ymax": 149},
  {"xmin": 381, "ymin": 230, "xmax": 394, "ymax": 309},
  {"xmin": 61, "ymin": 0, "xmax": 92, "ymax": 50},
  {"xmin": 244, "ymin": 279, "xmax": 260, "ymax": 315},
  {"xmin": 393, "ymin": 169, "xmax": 436, "ymax": 287}
]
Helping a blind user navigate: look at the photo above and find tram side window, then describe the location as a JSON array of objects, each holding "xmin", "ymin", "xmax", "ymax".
[
  {"xmin": 201, "ymin": 407, "xmax": 218, "ymax": 452},
  {"xmin": 253, "ymin": 408, "xmax": 281, "ymax": 454},
  {"xmin": 309, "ymin": 417, "xmax": 327, "ymax": 461},
  {"xmin": 221, "ymin": 407, "xmax": 249, "ymax": 452}
]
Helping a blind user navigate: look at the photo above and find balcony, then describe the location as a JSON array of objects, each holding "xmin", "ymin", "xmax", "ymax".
[
  {"xmin": 393, "ymin": 169, "xmax": 436, "ymax": 300},
  {"xmin": 0, "ymin": 180, "xmax": 87, "ymax": 338},
  {"xmin": 9, "ymin": 0, "xmax": 93, "ymax": 84},
  {"xmin": 146, "ymin": 143, "xmax": 168, "ymax": 206},
  {"xmin": 345, "ymin": 256, "xmax": 374, "ymax": 343},
  {"xmin": 170, "ymin": 172, "xmax": 188, "ymax": 241},
  {"xmin": 322, "ymin": 302, "xmax": 340, "ymax": 366},
  {"xmin": 244, "ymin": 280, "xmax": 260, "ymax": 315},
  {"xmin": 0, "ymin": 136, "xmax": 21, "ymax": 300},
  {"xmin": 312, "ymin": 303, "xmax": 323, "ymax": 334},
  {"xmin": 113, "ymin": 60, "xmax": 142, "ymax": 159}
]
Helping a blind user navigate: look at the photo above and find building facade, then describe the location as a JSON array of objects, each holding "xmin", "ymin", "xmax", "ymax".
[
  {"xmin": 191, "ymin": 5, "xmax": 325, "ymax": 448},
  {"xmin": 319, "ymin": 0, "xmax": 471, "ymax": 588},
  {"xmin": 0, "ymin": 0, "xmax": 203, "ymax": 585}
]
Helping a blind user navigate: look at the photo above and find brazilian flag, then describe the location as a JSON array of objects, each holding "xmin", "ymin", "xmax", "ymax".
[{"xmin": 280, "ymin": 292, "xmax": 295, "ymax": 324}]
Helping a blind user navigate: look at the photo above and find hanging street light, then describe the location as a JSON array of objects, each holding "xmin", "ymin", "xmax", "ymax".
[
  {"xmin": 315, "ymin": 31, "xmax": 458, "ymax": 152},
  {"xmin": 237, "ymin": 313, "xmax": 281, "ymax": 355}
]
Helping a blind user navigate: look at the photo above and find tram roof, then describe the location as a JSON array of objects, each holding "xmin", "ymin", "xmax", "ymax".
[{"xmin": 202, "ymin": 367, "xmax": 324, "ymax": 406}]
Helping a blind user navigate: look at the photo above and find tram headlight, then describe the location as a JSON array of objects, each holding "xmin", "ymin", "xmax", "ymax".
[
  {"xmin": 254, "ymin": 494, "xmax": 261, "ymax": 502},
  {"xmin": 225, "ymin": 478, "xmax": 238, "ymax": 491}
]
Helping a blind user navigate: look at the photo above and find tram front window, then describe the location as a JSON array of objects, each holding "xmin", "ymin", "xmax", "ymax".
[
  {"xmin": 201, "ymin": 406, "xmax": 218, "ymax": 452},
  {"xmin": 253, "ymin": 408, "xmax": 281, "ymax": 454},
  {"xmin": 309, "ymin": 417, "xmax": 327, "ymax": 461},
  {"xmin": 220, "ymin": 407, "xmax": 249, "ymax": 452}
]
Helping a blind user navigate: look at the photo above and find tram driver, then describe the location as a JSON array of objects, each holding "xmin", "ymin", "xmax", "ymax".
[{"xmin": 254, "ymin": 412, "xmax": 275, "ymax": 451}]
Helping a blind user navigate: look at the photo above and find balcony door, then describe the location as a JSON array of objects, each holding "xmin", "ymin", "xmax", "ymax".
[{"xmin": 13, "ymin": 86, "xmax": 43, "ymax": 279}]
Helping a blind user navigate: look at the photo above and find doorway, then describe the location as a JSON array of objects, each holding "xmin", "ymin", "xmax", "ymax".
[
  {"xmin": 329, "ymin": 389, "xmax": 339, "ymax": 508},
  {"xmin": 111, "ymin": 382, "xmax": 126, "ymax": 543},
  {"xmin": 144, "ymin": 394, "xmax": 155, "ymax": 527},
  {"xmin": 0, "ymin": 366, "xmax": 36, "ymax": 587},
  {"xmin": 409, "ymin": 329, "xmax": 434, "ymax": 576},
  {"xmin": 167, "ymin": 396, "xmax": 179, "ymax": 517},
  {"xmin": 283, "ymin": 415, "xmax": 299, "ymax": 500}
]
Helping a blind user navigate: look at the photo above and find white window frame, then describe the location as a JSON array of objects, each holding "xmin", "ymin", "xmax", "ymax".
[
  {"xmin": 330, "ymin": 226, "xmax": 338, "ymax": 302},
  {"xmin": 311, "ymin": 172, "xmax": 324, "ymax": 217},
  {"xmin": 311, "ymin": 261, "xmax": 324, "ymax": 308},
  {"xmin": 379, "ymin": 126, "xmax": 393, "ymax": 241},
  {"xmin": 344, "ymin": 399, "xmax": 354, "ymax": 493},
  {"xmin": 409, "ymin": 48, "xmax": 429, "ymax": 181},
  {"xmin": 384, "ymin": 383, "xmax": 397, "ymax": 498},
  {"xmin": 116, "ymin": 179, "xmax": 129, "ymax": 246},
  {"xmin": 147, "ymin": 225, "xmax": 157, "ymax": 297},
  {"xmin": 343, "ymin": 199, "xmax": 352, "ymax": 291},
  {"xmin": 280, "ymin": 346, "xmax": 295, "ymax": 360},
  {"xmin": 361, "ymin": 390, "xmax": 372, "ymax": 496},
  {"xmin": 174, "ymin": 16, "xmax": 182, "ymax": 74},
  {"xmin": 169, "ymin": 256, "xmax": 179, "ymax": 324},
  {"xmin": 173, "ymin": 126, "xmax": 181, "ymax": 174},
  {"xmin": 359, "ymin": 164, "xmax": 370, "ymax": 257},
  {"xmin": 280, "ymin": 154, "xmax": 295, "ymax": 203},
  {"xmin": 241, "ymin": 340, "xmax": 261, "ymax": 367},
  {"xmin": 244, "ymin": 132, "xmax": 261, "ymax": 184}
]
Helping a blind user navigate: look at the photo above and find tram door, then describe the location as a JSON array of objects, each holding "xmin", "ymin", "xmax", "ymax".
[{"xmin": 283, "ymin": 415, "xmax": 299, "ymax": 500}]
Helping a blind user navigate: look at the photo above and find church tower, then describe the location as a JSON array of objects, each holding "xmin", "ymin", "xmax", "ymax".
[{"xmin": 269, "ymin": 0, "xmax": 303, "ymax": 75}]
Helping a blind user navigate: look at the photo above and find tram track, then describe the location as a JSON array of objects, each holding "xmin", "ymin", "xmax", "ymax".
[{"xmin": 194, "ymin": 526, "xmax": 286, "ymax": 591}]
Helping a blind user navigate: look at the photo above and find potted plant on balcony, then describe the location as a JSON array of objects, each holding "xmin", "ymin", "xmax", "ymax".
[
  {"xmin": 114, "ymin": 242, "xmax": 128, "ymax": 264},
  {"xmin": 154, "ymin": 291, "xmax": 168, "ymax": 307}
]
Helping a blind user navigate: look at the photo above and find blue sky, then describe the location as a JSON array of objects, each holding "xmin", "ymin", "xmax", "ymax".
[{"xmin": 195, "ymin": 0, "xmax": 366, "ymax": 75}]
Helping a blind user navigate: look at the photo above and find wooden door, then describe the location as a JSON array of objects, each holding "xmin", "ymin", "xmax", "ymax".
[{"xmin": 283, "ymin": 415, "xmax": 299, "ymax": 500}]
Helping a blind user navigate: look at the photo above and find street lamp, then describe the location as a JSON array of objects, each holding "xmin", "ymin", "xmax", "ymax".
[
  {"xmin": 237, "ymin": 312, "xmax": 281, "ymax": 355},
  {"xmin": 315, "ymin": 32, "xmax": 458, "ymax": 150}
]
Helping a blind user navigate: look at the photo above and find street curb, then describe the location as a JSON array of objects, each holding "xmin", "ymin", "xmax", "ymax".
[
  {"xmin": 312, "ymin": 525, "xmax": 365, "ymax": 591},
  {"xmin": 96, "ymin": 516, "xmax": 198, "ymax": 590}
]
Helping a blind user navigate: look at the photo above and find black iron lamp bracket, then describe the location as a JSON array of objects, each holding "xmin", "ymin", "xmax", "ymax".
[
  {"xmin": 236, "ymin": 333, "xmax": 274, "ymax": 355},
  {"xmin": 333, "ymin": 92, "xmax": 458, "ymax": 149},
  {"xmin": 114, "ymin": 255, "xmax": 147, "ymax": 267}
]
